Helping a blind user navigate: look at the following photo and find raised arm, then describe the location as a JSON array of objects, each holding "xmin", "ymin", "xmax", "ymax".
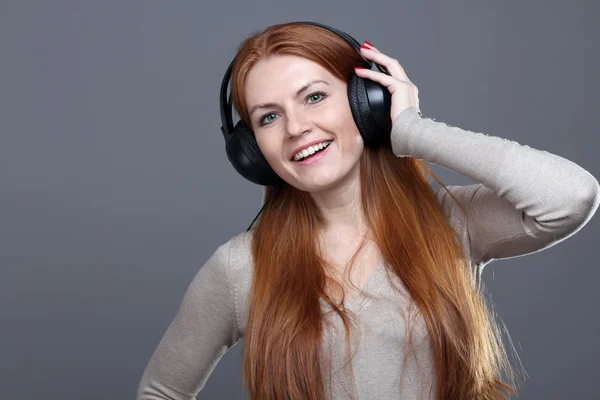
[
  {"xmin": 392, "ymin": 107, "xmax": 600, "ymax": 267},
  {"xmin": 137, "ymin": 241, "xmax": 240, "ymax": 399}
]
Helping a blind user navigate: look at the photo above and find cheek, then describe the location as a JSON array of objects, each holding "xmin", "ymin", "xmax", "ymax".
[
  {"xmin": 336, "ymin": 104, "xmax": 361, "ymax": 140},
  {"xmin": 349, "ymin": 135, "xmax": 365, "ymax": 157},
  {"xmin": 255, "ymin": 136, "xmax": 283, "ymax": 164},
  {"xmin": 340, "ymin": 120, "xmax": 364, "ymax": 153}
]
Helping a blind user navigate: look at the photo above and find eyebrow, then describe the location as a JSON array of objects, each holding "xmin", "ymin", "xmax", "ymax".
[{"xmin": 249, "ymin": 79, "xmax": 329, "ymax": 118}]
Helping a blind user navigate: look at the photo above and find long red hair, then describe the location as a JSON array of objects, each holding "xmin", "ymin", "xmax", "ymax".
[{"xmin": 230, "ymin": 22, "xmax": 520, "ymax": 399}]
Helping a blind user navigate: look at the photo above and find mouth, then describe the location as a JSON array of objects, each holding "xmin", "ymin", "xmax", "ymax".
[{"xmin": 291, "ymin": 140, "xmax": 334, "ymax": 166}]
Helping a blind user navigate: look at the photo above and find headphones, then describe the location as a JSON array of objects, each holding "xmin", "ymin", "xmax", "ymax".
[{"xmin": 218, "ymin": 21, "xmax": 393, "ymax": 231}]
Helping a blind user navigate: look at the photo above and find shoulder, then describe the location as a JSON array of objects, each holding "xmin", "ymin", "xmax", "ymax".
[
  {"xmin": 434, "ymin": 184, "xmax": 475, "ymax": 241},
  {"xmin": 433, "ymin": 184, "xmax": 483, "ymax": 284},
  {"xmin": 434, "ymin": 184, "xmax": 481, "ymax": 216},
  {"xmin": 216, "ymin": 230, "xmax": 255, "ymax": 335},
  {"xmin": 434, "ymin": 184, "xmax": 486, "ymax": 234}
]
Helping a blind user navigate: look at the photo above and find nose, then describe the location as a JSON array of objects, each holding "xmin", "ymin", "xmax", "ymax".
[{"xmin": 285, "ymin": 109, "xmax": 313, "ymax": 138}]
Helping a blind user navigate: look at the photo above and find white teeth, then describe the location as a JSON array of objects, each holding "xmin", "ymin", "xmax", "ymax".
[{"xmin": 293, "ymin": 140, "xmax": 332, "ymax": 161}]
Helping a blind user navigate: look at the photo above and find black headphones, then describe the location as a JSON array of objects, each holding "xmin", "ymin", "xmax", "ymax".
[{"xmin": 218, "ymin": 21, "xmax": 393, "ymax": 231}]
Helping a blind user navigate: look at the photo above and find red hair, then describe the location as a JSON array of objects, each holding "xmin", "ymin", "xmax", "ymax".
[{"xmin": 231, "ymin": 22, "xmax": 520, "ymax": 399}]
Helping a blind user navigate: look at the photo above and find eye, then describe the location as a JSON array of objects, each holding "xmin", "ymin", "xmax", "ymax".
[
  {"xmin": 257, "ymin": 90, "xmax": 328, "ymax": 126},
  {"xmin": 307, "ymin": 91, "xmax": 326, "ymax": 103},
  {"xmin": 260, "ymin": 113, "xmax": 277, "ymax": 125}
]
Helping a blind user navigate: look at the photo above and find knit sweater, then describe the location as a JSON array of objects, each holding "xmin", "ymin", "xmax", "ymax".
[{"xmin": 137, "ymin": 107, "xmax": 599, "ymax": 399}]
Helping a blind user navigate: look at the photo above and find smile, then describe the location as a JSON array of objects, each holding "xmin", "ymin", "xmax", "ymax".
[{"xmin": 292, "ymin": 140, "xmax": 333, "ymax": 166}]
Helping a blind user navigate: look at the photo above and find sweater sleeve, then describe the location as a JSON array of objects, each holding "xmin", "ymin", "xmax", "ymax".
[
  {"xmin": 136, "ymin": 241, "xmax": 241, "ymax": 400},
  {"xmin": 391, "ymin": 107, "xmax": 600, "ymax": 266}
]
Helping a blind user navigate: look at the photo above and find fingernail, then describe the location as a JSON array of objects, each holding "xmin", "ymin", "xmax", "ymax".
[
  {"xmin": 360, "ymin": 45, "xmax": 370, "ymax": 50},
  {"xmin": 363, "ymin": 41, "xmax": 374, "ymax": 48},
  {"xmin": 354, "ymin": 67, "xmax": 364, "ymax": 71}
]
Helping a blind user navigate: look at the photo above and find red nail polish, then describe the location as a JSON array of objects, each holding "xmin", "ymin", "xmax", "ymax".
[
  {"xmin": 354, "ymin": 67, "xmax": 364, "ymax": 71},
  {"xmin": 360, "ymin": 45, "xmax": 370, "ymax": 50},
  {"xmin": 364, "ymin": 41, "xmax": 374, "ymax": 47}
]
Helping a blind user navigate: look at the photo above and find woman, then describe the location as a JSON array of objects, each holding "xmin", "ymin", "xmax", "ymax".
[{"xmin": 137, "ymin": 22, "xmax": 599, "ymax": 399}]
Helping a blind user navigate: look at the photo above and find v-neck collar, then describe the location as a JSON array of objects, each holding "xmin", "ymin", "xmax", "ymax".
[
  {"xmin": 344, "ymin": 259, "xmax": 386, "ymax": 312},
  {"xmin": 321, "ymin": 260, "xmax": 387, "ymax": 314}
]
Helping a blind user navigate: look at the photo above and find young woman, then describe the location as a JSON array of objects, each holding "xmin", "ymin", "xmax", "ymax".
[{"xmin": 137, "ymin": 22, "xmax": 599, "ymax": 399}]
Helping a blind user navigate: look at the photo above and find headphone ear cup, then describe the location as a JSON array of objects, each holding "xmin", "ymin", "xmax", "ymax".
[
  {"xmin": 226, "ymin": 120, "xmax": 283, "ymax": 186},
  {"xmin": 348, "ymin": 71, "xmax": 393, "ymax": 148},
  {"xmin": 348, "ymin": 72, "xmax": 378, "ymax": 147}
]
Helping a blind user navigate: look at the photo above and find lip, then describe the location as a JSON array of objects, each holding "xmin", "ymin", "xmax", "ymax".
[
  {"xmin": 290, "ymin": 139, "xmax": 333, "ymax": 161},
  {"xmin": 292, "ymin": 140, "xmax": 333, "ymax": 166}
]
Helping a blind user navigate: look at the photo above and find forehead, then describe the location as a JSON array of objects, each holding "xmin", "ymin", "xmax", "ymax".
[{"xmin": 244, "ymin": 55, "xmax": 335, "ymax": 104}]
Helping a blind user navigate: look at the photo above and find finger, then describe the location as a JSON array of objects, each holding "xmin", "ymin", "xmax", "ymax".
[
  {"xmin": 359, "ymin": 46, "xmax": 409, "ymax": 82},
  {"xmin": 354, "ymin": 67, "xmax": 403, "ymax": 92},
  {"xmin": 361, "ymin": 43, "xmax": 389, "ymax": 74},
  {"xmin": 363, "ymin": 41, "xmax": 380, "ymax": 52}
]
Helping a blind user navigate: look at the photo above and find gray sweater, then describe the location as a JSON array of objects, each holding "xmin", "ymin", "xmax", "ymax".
[{"xmin": 137, "ymin": 107, "xmax": 599, "ymax": 399}]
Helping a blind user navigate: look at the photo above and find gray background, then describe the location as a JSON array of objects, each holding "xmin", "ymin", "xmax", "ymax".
[{"xmin": 1, "ymin": 1, "xmax": 598, "ymax": 399}]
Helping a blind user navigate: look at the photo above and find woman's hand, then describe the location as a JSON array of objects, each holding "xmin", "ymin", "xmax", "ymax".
[{"xmin": 355, "ymin": 42, "xmax": 420, "ymax": 124}]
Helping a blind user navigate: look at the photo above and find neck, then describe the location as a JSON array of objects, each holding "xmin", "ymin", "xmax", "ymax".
[{"xmin": 310, "ymin": 170, "xmax": 368, "ymax": 236}]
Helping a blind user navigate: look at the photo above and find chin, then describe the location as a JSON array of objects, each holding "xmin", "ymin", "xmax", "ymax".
[{"xmin": 301, "ymin": 175, "xmax": 344, "ymax": 193}]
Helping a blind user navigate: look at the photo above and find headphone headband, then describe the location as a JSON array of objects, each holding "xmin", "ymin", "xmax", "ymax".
[{"xmin": 219, "ymin": 21, "xmax": 385, "ymax": 142}]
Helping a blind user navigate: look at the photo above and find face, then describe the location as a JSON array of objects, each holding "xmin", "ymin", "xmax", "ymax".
[{"xmin": 244, "ymin": 54, "xmax": 364, "ymax": 193}]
